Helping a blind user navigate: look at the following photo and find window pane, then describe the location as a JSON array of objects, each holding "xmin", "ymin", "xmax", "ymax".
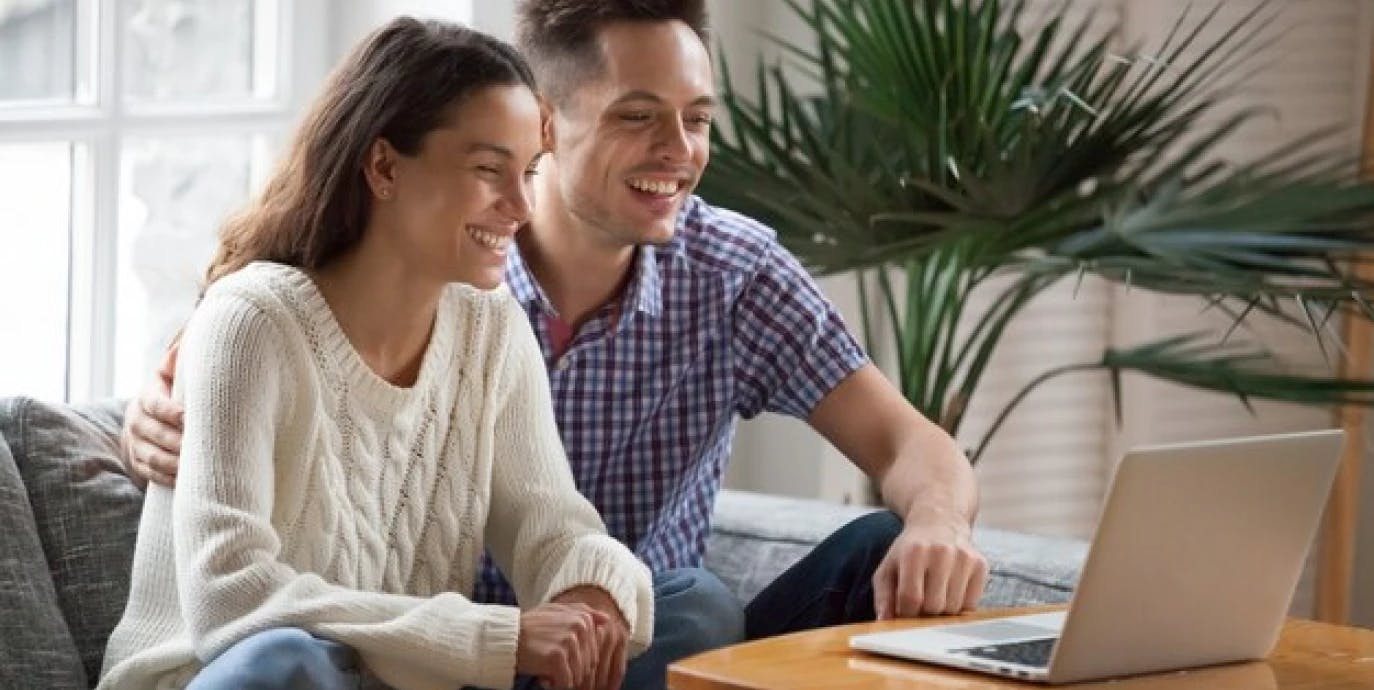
[
  {"xmin": 0, "ymin": 142, "xmax": 71, "ymax": 401},
  {"xmin": 114, "ymin": 136, "xmax": 254, "ymax": 396},
  {"xmin": 123, "ymin": 0, "xmax": 268, "ymax": 104},
  {"xmin": 0, "ymin": 0, "xmax": 76, "ymax": 103}
]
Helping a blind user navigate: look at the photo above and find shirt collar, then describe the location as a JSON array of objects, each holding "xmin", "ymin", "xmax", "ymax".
[
  {"xmin": 505, "ymin": 240, "xmax": 666, "ymax": 320},
  {"xmin": 623, "ymin": 197, "xmax": 696, "ymax": 318},
  {"xmin": 622, "ymin": 243, "xmax": 663, "ymax": 318},
  {"xmin": 504, "ymin": 244, "xmax": 555, "ymax": 315},
  {"xmin": 507, "ymin": 198, "xmax": 699, "ymax": 318}
]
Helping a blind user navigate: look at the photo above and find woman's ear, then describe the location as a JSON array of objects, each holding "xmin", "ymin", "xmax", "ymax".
[{"xmin": 363, "ymin": 137, "xmax": 400, "ymax": 200}]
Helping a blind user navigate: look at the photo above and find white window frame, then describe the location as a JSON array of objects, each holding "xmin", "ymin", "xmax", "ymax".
[{"xmin": 0, "ymin": 0, "xmax": 329, "ymax": 401}]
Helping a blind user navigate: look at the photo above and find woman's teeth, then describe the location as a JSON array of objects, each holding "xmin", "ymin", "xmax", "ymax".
[
  {"xmin": 467, "ymin": 226, "xmax": 511, "ymax": 251},
  {"xmin": 628, "ymin": 178, "xmax": 680, "ymax": 196}
]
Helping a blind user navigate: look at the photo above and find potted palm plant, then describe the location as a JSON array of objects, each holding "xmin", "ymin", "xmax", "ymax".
[{"xmin": 701, "ymin": 0, "xmax": 1374, "ymax": 463}]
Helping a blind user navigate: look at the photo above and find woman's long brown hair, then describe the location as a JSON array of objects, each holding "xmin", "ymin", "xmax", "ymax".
[{"xmin": 202, "ymin": 18, "xmax": 536, "ymax": 290}]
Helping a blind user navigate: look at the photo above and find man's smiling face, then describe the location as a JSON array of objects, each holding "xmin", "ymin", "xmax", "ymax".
[{"xmin": 548, "ymin": 19, "xmax": 715, "ymax": 247}]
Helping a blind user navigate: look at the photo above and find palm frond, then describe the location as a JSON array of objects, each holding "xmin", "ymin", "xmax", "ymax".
[
  {"xmin": 970, "ymin": 334, "xmax": 1374, "ymax": 462},
  {"xmin": 703, "ymin": 0, "xmax": 1374, "ymax": 452}
]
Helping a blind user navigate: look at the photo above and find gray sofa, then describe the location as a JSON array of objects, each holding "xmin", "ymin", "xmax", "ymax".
[{"xmin": 0, "ymin": 396, "xmax": 1087, "ymax": 689}]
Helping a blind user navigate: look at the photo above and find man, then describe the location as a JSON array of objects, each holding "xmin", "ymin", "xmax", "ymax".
[{"xmin": 122, "ymin": 2, "xmax": 988, "ymax": 688}]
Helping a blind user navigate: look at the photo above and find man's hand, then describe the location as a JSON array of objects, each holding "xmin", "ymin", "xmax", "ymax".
[
  {"xmin": 551, "ymin": 586, "xmax": 630, "ymax": 690},
  {"xmin": 517, "ymin": 601, "xmax": 609, "ymax": 690},
  {"xmin": 806, "ymin": 366, "xmax": 985, "ymax": 618},
  {"xmin": 119, "ymin": 343, "xmax": 183, "ymax": 489},
  {"xmin": 872, "ymin": 508, "xmax": 988, "ymax": 618}
]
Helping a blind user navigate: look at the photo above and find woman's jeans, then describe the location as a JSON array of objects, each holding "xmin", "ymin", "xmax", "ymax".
[
  {"xmin": 182, "ymin": 568, "xmax": 747, "ymax": 690},
  {"xmin": 186, "ymin": 627, "xmax": 364, "ymax": 690},
  {"xmin": 183, "ymin": 513, "xmax": 899, "ymax": 690}
]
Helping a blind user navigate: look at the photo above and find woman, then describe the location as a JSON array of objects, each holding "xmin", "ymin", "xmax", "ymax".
[{"xmin": 98, "ymin": 18, "xmax": 652, "ymax": 690}]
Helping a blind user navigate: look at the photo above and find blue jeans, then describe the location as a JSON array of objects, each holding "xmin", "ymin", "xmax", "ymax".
[
  {"xmin": 186, "ymin": 628, "xmax": 531, "ymax": 690},
  {"xmin": 621, "ymin": 567, "xmax": 746, "ymax": 690},
  {"xmin": 744, "ymin": 511, "xmax": 902, "ymax": 639},
  {"xmin": 183, "ymin": 567, "xmax": 746, "ymax": 690},
  {"xmin": 187, "ymin": 628, "xmax": 363, "ymax": 690}
]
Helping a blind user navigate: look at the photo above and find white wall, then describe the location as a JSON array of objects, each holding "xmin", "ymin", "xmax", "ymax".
[
  {"xmin": 330, "ymin": 0, "xmax": 474, "ymax": 61},
  {"xmin": 471, "ymin": 2, "xmax": 515, "ymax": 42}
]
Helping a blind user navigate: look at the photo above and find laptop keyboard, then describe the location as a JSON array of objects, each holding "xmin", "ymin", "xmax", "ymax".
[{"xmin": 953, "ymin": 637, "xmax": 1056, "ymax": 668}]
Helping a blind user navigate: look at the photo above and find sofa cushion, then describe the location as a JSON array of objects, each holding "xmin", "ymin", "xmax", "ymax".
[
  {"xmin": 0, "ymin": 397, "xmax": 145, "ymax": 685},
  {"xmin": 705, "ymin": 490, "xmax": 1086, "ymax": 608},
  {"xmin": 0, "ymin": 418, "xmax": 90, "ymax": 690},
  {"xmin": 969, "ymin": 525, "xmax": 1088, "ymax": 609}
]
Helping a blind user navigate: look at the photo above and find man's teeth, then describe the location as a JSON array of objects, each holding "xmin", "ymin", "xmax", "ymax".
[
  {"xmin": 628, "ymin": 178, "xmax": 680, "ymax": 195},
  {"xmin": 468, "ymin": 227, "xmax": 511, "ymax": 251}
]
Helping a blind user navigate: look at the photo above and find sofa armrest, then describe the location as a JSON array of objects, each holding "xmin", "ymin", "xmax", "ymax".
[
  {"xmin": 705, "ymin": 489, "xmax": 1087, "ymax": 608},
  {"xmin": 0, "ymin": 400, "xmax": 97, "ymax": 689},
  {"xmin": 0, "ymin": 396, "xmax": 143, "ymax": 688}
]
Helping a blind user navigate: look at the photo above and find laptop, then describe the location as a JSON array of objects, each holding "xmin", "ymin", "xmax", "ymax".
[{"xmin": 849, "ymin": 429, "xmax": 1345, "ymax": 684}]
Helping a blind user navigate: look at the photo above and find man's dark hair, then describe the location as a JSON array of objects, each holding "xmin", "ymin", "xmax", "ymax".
[{"xmin": 515, "ymin": 0, "xmax": 709, "ymax": 105}]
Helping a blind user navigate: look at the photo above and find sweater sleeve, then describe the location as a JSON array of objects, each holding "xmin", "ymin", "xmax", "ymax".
[
  {"xmin": 483, "ymin": 295, "xmax": 655, "ymax": 655},
  {"xmin": 173, "ymin": 291, "xmax": 519, "ymax": 690}
]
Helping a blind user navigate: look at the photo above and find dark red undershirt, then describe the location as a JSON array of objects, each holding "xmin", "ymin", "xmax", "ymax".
[{"xmin": 546, "ymin": 304, "xmax": 622, "ymax": 361}]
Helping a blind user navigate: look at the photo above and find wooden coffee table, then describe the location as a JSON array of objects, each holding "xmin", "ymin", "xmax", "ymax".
[{"xmin": 668, "ymin": 606, "xmax": 1374, "ymax": 689}]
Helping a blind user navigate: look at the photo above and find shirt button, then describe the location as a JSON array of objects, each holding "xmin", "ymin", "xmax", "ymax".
[{"xmin": 556, "ymin": 357, "xmax": 572, "ymax": 371}]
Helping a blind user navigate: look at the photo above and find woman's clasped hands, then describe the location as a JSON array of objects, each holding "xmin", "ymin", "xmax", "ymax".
[{"xmin": 517, "ymin": 599, "xmax": 630, "ymax": 690}]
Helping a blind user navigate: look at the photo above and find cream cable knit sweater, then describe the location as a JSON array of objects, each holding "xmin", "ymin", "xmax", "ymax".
[{"xmin": 98, "ymin": 262, "xmax": 653, "ymax": 690}]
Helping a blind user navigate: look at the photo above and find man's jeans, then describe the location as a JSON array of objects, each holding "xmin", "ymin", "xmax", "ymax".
[
  {"xmin": 181, "ymin": 513, "xmax": 899, "ymax": 689},
  {"xmin": 744, "ymin": 510, "xmax": 902, "ymax": 639},
  {"xmin": 620, "ymin": 567, "xmax": 745, "ymax": 689}
]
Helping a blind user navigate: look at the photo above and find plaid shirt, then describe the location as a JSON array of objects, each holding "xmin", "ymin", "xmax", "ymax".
[{"xmin": 475, "ymin": 196, "xmax": 868, "ymax": 605}]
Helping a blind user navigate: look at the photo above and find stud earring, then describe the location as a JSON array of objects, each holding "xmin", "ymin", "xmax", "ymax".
[{"xmin": 378, "ymin": 188, "xmax": 391, "ymax": 199}]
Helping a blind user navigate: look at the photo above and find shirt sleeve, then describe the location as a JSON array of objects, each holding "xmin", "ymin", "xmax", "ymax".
[
  {"xmin": 483, "ymin": 295, "xmax": 656, "ymax": 655},
  {"xmin": 732, "ymin": 240, "xmax": 870, "ymax": 420},
  {"xmin": 172, "ymin": 291, "xmax": 519, "ymax": 690}
]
